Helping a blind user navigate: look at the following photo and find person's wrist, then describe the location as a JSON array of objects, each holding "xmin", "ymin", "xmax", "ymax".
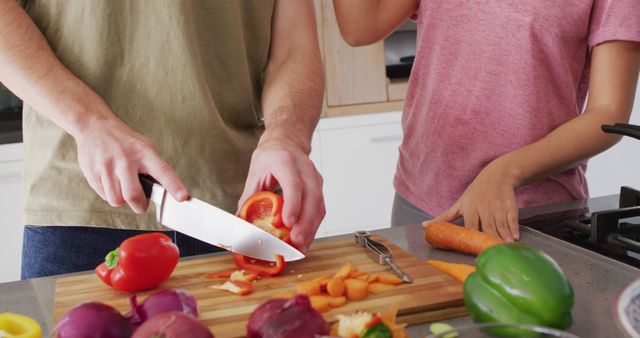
[
  {"xmin": 259, "ymin": 126, "xmax": 312, "ymax": 155},
  {"xmin": 488, "ymin": 156, "xmax": 525, "ymax": 188}
]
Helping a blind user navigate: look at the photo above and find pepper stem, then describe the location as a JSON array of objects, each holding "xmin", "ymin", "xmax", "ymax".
[{"xmin": 105, "ymin": 248, "xmax": 119, "ymax": 269}]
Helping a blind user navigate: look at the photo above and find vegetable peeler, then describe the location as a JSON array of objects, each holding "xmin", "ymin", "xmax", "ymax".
[{"xmin": 354, "ymin": 231, "xmax": 412, "ymax": 283}]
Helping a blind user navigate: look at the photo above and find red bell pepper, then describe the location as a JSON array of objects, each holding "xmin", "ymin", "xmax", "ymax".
[
  {"xmin": 211, "ymin": 280, "xmax": 254, "ymax": 296},
  {"xmin": 238, "ymin": 191, "xmax": 291, "ymax": 244},
  {"xmin": 95, "ymin": 233, "xmax": 179, "ymax": 292},
  {"xmin": 232, "ymin": 191, "xmax": 291, "ymax": 277},
  {"xmin": 232, "ymin": 253, "xmax": 286, "ymax": 277}
]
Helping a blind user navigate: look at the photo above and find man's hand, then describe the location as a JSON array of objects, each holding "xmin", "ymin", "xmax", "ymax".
[
  {"xmin": 242, "ymin": 0, "xmax": 325, "ymax": 253},
  {"xmin": 434, "ymin": 161, "xmax": 520, "ymax": 242},
  {"xmin": 239, "ymin": 129, "xmax": 325, "ymax": 252},
  {"xmin": 75, "ymin": 116, "xmax": 188, "ymax": 214}
]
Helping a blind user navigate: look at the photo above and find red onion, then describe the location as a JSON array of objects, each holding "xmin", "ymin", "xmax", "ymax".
[
  {"xmin": 126, "ymin": 289, "xmax": 198, "ymax": 326},
  {"xmin": 132, "ymin": 311, "xmax": 214, "ymax": 338},
  {"xmin": 54, "ymin": 302, "xmax": 132, "ymax": 338},
  {"xmin": 247, "ymin": 294, "xmax": 329, "ymax": 338}
]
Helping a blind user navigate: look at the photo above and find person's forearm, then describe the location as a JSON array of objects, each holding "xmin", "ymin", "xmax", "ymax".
[
  {"xmin": 495, "ymin": 111, "xmax": 632, "ymax": 188},
  {"xmin": 0, "ymin": 0, "xmax": 113, "ymax": 138},
  {"xmin": 260, "ymin": 42, "xmax": 324, "ymax": 155},
  {"xmin": 333, "ymin": 0, "xmax": 417, "ymax": 46},
  {"xmin": 495, "ymin": 42, "xmax": 640, "ymax": 188}
]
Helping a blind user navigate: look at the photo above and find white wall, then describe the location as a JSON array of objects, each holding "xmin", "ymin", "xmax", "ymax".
[{"xmin": 586, "ymin": 78, "xmax": 640, "ymax": 197}]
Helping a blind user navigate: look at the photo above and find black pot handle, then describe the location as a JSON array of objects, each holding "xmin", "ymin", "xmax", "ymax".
[{"xmin": 602, "ymin": 123, "xmax": 640, "ymax": 141}]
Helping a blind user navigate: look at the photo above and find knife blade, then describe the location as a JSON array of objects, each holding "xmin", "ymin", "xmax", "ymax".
[{"xmin": 139, "ymin": 175, "xmax": 305, "ymax": 262}]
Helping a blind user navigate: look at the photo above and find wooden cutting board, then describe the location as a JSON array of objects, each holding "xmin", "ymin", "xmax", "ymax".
[{"xmin": 54, "ymin": 235, "xmax": 465, "ymax": 337}]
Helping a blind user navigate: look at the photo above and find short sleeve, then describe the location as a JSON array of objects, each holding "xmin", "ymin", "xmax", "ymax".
[{"xmin": 588, "ymin": 0, "xmax": 640, "ymax": 48}]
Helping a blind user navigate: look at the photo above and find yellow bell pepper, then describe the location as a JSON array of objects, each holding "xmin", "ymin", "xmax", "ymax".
[{"xmin": 0, "ymin": 313, "xmax": 41, "ymax": 338}]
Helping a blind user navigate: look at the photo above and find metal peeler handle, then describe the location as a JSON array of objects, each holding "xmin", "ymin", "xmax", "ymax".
[
  {"xmin": 383, "ymin": 256, "xmax": 412, "ymax": 283},
  {"xmin": 354, "ymin": 230, "xmax": 412, "ymax": 283}
]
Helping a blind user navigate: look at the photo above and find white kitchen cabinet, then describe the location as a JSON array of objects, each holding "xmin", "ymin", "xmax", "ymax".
[
  {"xmin": 0, "ymin": 142, "xmax": 24, "ymax": 283},
  {"xmin": 311, "ymin": 111, "xmax": 403, "ymax": 237}
]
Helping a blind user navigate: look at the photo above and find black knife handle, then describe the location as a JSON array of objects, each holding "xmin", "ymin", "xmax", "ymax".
[{"xmin": 139, "ymin": 174, "xmax": 156, "ymax": 198}]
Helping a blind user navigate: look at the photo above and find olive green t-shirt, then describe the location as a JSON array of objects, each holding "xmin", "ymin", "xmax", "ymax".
[{"xmin": 22, "ymin": 1, "xmax": 275, "ymax": 230}]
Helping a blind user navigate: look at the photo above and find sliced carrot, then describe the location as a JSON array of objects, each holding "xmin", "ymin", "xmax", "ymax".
[
  {"xmin": 327, "ymin": 278, "xmax": 346, "ymax": 297},
  {"xmin": 353, "ymin": 271, "xmax": 367, "ymax": 278},
  {"xmin": 271, "ymin": 292, "xmax": 296, "ymax": 299},
  {"xmin": 378, "ymin": 273, "xmax": 403, "ymax": 285},
  {"xmin": 297, "ymin": 279, "xmax": 321, "ymax": 296},
  {"xmin": 344, "ymin": 278, "xmax": 368, "ymax": 301},
  {"xmin": 381, "ymin": 303, "xmax": 399, "ymax": 325},
  {"xmin": 309, "ymin": 295, "xmax": 331, "ymax": 312},
  {"xmin": 330, "ymin": 323, "xmax": 340, "ymax": 336},
  {"xmin": 315, "ymin": 275, "xmax": 331, "ymax": 290},
  {"xmin": 367, "ymin": 274, "xmax": 379, "ymax": 283},
  {"xmin": 424, "ymin": 220, "xmax": 502, "ymax": 256},
  {"xmin": 355, "ymin": 274, "xmax": 369, "ymax": 281},
  {"xmin": 333, "ymin": 263, "xmax": 354, "ymax": 280},
  {"xmin": 427, "ymin": 260, "xmax": 476, "ymax": 283},
  {"xmin": 328, "ymin": 295, "xmax": 347, "ymax": 308},
  {"xmin": 368, "ymin": 282, "xmax": 396, "ymax": 294}
]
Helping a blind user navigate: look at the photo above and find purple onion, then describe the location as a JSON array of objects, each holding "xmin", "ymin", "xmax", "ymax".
[
  {"xmin": 125, "ymin": 289, "xmax": 198, "ymax": 326},
  {"xmin": 132, "ymin": 312, "xmax": 214, "ymax": 338},
  {"xmin": 247, "ymin": 294, "xmax": 329, "ymax": 338},
  {"xmin": 54, "ymin": 302, "xmax": 132, "ymax": 338}
]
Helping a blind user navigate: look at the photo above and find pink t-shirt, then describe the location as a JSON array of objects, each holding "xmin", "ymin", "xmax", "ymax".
[{"xmin": 395, "ymin": 0, "xmax": 640, "ymax": 216}]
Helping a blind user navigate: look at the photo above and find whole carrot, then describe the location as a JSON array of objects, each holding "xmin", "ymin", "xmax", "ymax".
[
  {"xmin": 427, "ymin": 260, "xmax": 476, "ymax": 283},
  {"xmin": 424, "ymin": 220, "xmax": 502, "ymax": 256}
]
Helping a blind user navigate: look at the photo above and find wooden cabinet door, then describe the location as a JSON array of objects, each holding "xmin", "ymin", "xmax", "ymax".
[{"xmin": 320, "ymin": 1, "xmax": 388, "ymax": 107}]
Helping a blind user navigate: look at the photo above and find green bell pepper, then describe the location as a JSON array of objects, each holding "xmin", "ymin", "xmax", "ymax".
[{"xmin": 463, "ymin": 243, "xmax": 574, "ymax": 330}]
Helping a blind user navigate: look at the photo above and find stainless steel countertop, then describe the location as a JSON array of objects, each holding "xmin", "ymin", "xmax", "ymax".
[{"xmin": 2, "ymin": 195, "xmax": 638, "ymax": 337}]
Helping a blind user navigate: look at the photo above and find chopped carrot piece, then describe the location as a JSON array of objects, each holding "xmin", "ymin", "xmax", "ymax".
[
  {"xmin": 356, "ymin": 274, "xmax": 369, "ymax": 281},
  {"xmin": 327, "ymin": 278, "xmax": 346, "ymax": 297},
  {"xmin": 344, "ymin": 278, "xmax": 368, "ymax": 301},
  {"xmin": 378, "ymin": 273, "xmax": 403, "ymax": 285},
  {"xmin": 315, "ymin": 275, "xmax": 331, "ymax": 290},
  {"xmin": 367, "ymin": 274, "xmax": 379, "ymax": 283},
  {"xmin": 328, "ymin": 295, "xmax": 347, "ymax": 308},
  {"xmin": 297, "ymin": 279, "xmax": 321, "ymax": 296},
  {"xmin": 333, "ymin": 263, "xmax": 354, "ymax": 280},
  {"xmin": 330, "ymin": 323, "xmax": 340, "ymax": 336},
  {"xmin": 309, "ymin": 295, "xmax": 331, "ymax": 312},
  {"xmin": 424, "ymin": 220, "xmax": 502, "ymax": 256},
  {"xmin": 427, "ymin": 260, "xmax": 476, "ymax": 283},
  {"xmin": 381, "ymin": 303, "xmax": 399, "ymax": 325},
  {"xmin": 353, "ymin": 271, "xmax": 367, "ymax": 278},
  {"xmin": 368, "ymin": 282, "xmax": 396, "ymax": 294}
]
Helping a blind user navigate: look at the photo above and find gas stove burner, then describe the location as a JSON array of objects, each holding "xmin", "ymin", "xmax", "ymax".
[
  {"xmin": 556, "ymin": 186, "xmax": 640, "ymax": 268},
  {"xmin": 589, "ymin": 187, "xmax": 640, "ymax": 247}
]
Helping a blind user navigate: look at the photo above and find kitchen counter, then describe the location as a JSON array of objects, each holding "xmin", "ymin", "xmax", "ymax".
[{"xmin": 1, "ymin": 195, "xmax": 637, "ymax": 337}]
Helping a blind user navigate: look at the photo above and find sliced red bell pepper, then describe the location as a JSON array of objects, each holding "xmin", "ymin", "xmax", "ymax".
[
  {"xmin": 232, "ymin": 253, "xmax": 286, "ymax": 277},
  {"xmin": 232, "ymin": 191, "xmax": 293, "ymax": 277},
  {"xmin": 239, "ymin": 191, "xmax": 287, "ymax": 231},
  {"xmin": 211, "ymin": 280, "xmax": 254, "ymax": 296},
  {"xmin": 230, "ymin": 270, "xmax": 259, "ymax": 282},
  {"xmin": 95, "ymin": 233, "xmax": 179, "ymax": 292}
]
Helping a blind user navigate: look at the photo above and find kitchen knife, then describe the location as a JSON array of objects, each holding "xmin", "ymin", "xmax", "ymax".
[{"xmin": 139, "ymin": 175, "xmax": 305, "ymax": 262}]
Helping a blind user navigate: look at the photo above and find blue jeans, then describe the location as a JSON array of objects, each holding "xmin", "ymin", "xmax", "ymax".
[{"xmin": 21, "ymin": 225, "xmax": 223, "ymax": 280}]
